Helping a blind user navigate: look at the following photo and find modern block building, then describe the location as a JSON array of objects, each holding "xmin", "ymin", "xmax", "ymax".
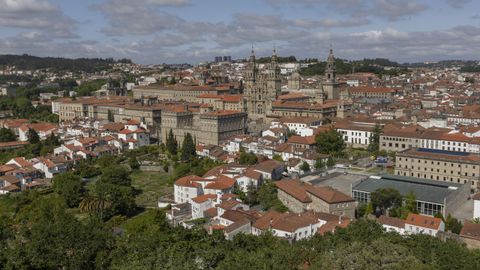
[{"xmin": 352, "ymin": 174, "xmax": 470, "ymax": 217}]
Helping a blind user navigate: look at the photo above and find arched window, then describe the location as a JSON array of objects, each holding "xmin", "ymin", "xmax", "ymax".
[{"xmin": 257, "ymin": 104, "xmax": 264, "ymax": 114}]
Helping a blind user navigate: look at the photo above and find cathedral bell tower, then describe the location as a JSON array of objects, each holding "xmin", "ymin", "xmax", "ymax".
[
  {"xmin": 267, "ymin": 47, "xmax": 282, "ymax": 99},
  {"xmin": 323, "ymin": 48, "xmax": 339, "ymax": 100},
  {"xmin": 244, "ymin": 47, "xmax": 257, "ymax": 89}
]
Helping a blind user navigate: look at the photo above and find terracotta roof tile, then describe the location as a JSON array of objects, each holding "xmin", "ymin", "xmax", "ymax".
[{"xmin": 405, "ymin": 213, "xmax": 442, "ymax": 230}]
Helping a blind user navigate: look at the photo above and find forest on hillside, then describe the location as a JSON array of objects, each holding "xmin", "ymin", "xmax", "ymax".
[{"xmin": 0, "ymin": 54, "xmax": 130, "ymax": 73}]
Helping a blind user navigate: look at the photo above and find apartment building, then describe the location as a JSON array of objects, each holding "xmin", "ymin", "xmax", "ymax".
[
  {"xmin": 335, "ymin": 120, "xmax": 382, "ymax": 149},
  {"xmin": 395, "ymin": 148, "xmax": 480, "ymax": 191},
  {"xmin": 380, "ymin": 124, "xmax": 480, "ymax": 153}
]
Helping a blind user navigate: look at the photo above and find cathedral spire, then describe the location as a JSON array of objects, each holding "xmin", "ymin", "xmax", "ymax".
[
  {"xmin": 249, "ymin": 45, "xmax": 256, "ymax": 63},
  {"xmin": 271, "ymin": 45, "xmax": 278, "ymax": 64}
]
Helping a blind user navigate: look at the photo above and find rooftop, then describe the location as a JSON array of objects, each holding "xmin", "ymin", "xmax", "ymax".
[
  {"xmin": 353, "ymin": 174, "xmax": 464, "ymax": 204},
  {"xmin": 397, "ymin": 148, "xmax": 480, "ymax": 164}
]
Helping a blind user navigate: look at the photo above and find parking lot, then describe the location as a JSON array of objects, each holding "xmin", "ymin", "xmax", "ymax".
[{"xmin": 301, "ymin": 172, "xmax": 368, "ymax": 195}]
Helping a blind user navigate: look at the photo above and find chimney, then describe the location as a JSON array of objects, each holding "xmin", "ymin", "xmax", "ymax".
[{"xmin": 338, "ymin": 214, "xmax": 342, "ymax": 224}]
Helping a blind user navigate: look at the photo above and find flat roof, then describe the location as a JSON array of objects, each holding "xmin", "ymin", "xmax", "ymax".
[{"xmin": 352, "ymin": 174, "xmax": 464, "ymax": 205}]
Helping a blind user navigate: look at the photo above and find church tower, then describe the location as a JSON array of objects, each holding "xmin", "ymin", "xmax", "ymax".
[
  {"xmin": 323, "ymin": 48, "xmax": 339, "ymax": 100},
  {"xmin": 244, "ymin": 47, "xmax": 257, "ymax": 90},
  {"xmin": 244, "ymin": 46, "xmax": 282, "ymax": 123},
  {"xmin": 266, "ymin": 47, "xmax": 282, "ymax": 100}
]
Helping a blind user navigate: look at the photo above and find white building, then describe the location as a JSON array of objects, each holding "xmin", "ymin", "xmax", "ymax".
[
  {"xmin": 404, "ymin": 213, "xmax": 444, "ymax": 236},
  {"xmin": 473, "ymin": 193, "xmax": 480, "ymax": 220},
  {"xmin": 378, "ymin": 215, "xmax": 406, "ymax": 235}
]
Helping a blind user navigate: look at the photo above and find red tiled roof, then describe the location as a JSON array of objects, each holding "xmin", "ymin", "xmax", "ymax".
[
  {"xmin": 405, "ymin": 213, "xmax": 442, "ymax": 230},
  {"xmin": 287, "ymin": 135, "xmax": 316, "ymax": 145},
  {"xmin": 204, "ymin": 207, "xmax": 218, "ymax": 218},
  {"xmin": 0, "ymin": 164, "xmax": 17, "ymax": 173},
  {"xmin": 254, "ymin": 160, "xmax": 284, "ymax": 173},
  {"xmin": 191, "ymin": 194, "xmax": 217, "ymax": 204},
  {"xmin": 217, "ymin": 200, "xmax": 240, "ymax": 210},
  {"xmin": 174, "ymin": 175, "xmax": 202, "ymax": 188},
  {"xmin": 275, "ymin": 179, "xmax": 354, "ymax": 204},
  {"xmin": 10, "ymin": 157, "xmax": 32, "ymax": 167},
  {"xmin": 205, "ymin": 175, "xmax": 235, "ymax": 190},
  {"xmin": 378, "ymin": 215, "xmax": 405, "ymax": 228},
  {"xmin": 460, "ymin": 221, "xmax": 480, "ymax": 240},
  {"xmin": 317, "ymin": 219, "xmax": 351, "ymax": 235}
]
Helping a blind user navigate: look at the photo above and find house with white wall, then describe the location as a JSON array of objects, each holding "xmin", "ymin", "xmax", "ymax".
[{"xmin": 404, "ymin": 213, "xmax": 444, "ymax": 236}]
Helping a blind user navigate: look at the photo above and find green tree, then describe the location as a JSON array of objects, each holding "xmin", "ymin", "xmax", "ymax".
[
  {"xmin": 315, "ymin": 127, "xmax": 345, "ymax": 157},
  {"xmin": 181, "ymin": 133, "xmax": 196, "ymax": 161},
  {"xmin": 100, "ymin": 165, "xmax": 132, "ymax": 186},
  {"xmin": 52, "ymin": 172, "xmax": 83, "ymax": 207},
  {"xmin": 74, "ymin": 159, "xmax": 101, "ymax": 178},
  {"xmin": 326, "ymin": 156, "xmax": 335, "ymax": 167},
  {"xmin": 6, "ymin": 195, "xmax": 109, "ymax": 269},
  {"xmin": 445, "ymin": 214, "xmax": 462, "ymax": 234},
  {"xmin": 239, "ymin": 150, "xmax": 258, "ymax": 165},
  {"xmin": 371, "ymin": 188, "xmax": 402, "ymax": 215},
  {"xmin": 315, "ymin": 157, "xmax": 325, "ymax": 170},
  {"xmin": 166, "ymin": 129, "xmax": 178, "ymax": 155},
  {"xmin": 272, "ymin": 154, "xmax": 284, "ymax": 162},
  {"xmin": 96, "ymin": 154, "xmax": 120, "ymax": 168},
  {"xmin": 244, "ymin": 183, "xmax": 258, "ymax": 206},
  {"xmin": 128, "ymin": 156, "xmax": 140, "ymax": 170},
  {"xmin": 0, "ymin": 127, "xmax": 15, "ymax": 142},
  {"xmin": 367, "ymin": 123, "xmax": 383, "ymax": 155},
  {"xmin": 257, "ymin": 180, "xmax": 287, "ymax": 212},
  {"xmin": 26, "ymin": 128, "xmax": 40, "ymax": 144},
  {"xmin": 319, "ymin": 238, "xmax": 425, "ymax": 270},
  {"xmin": 404, "ymin": 192, "xmax": 418, "ymax": 214},
  {"xmin": 300, "ymin": 161, "xmax": 310, "ymax": 172}
]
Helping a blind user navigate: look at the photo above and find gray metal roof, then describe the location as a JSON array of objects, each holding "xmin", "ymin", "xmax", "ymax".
[{"xmin": 352, "ymin": 174, "xmax": 464, "ymax": 205}]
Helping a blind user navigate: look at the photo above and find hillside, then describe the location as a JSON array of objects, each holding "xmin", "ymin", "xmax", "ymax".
[{"xmin": 0, "ymin": 54, "xmax": 130, "ymax": 73}]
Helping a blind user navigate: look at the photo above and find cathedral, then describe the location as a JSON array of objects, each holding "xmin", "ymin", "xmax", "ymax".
[
  {"xmin": 243, "ymin": 47, "xmax": 351, "ymax": 126},
  {"xmin": 243, "ymin": 47, "xmax": 282, "ymax": 120}
]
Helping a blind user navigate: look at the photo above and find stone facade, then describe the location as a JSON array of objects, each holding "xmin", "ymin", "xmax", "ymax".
[
  {"xmin": 243, "ymin": 48, "xmax": 351, "ymax": 122},
  {"xmin": 161, "ymin": 106, "xmax": 247, "ymax": 145},
  {"xmin": 309, "ymin": 195, "xmax": 356, "ymax": 218},
  {"xmin": 243, "ymin": 48, "xmax": 282, "ymax": 121},
  {"xmin": 277, "ymin": 188, "xmax": 309, "ymax": 213},
  {"xmin": 395, "ymin": 148, "xmax": 480, "ymax": 191},
  {"xmin": 133, "ymin": 84, "xmax": 236, "ymax": 102},
  {"xmin": 56, "ymin": 97, "xmax": 164, "ymax": 137}
]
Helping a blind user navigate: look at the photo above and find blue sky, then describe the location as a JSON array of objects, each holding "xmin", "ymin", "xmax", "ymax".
[{"xmin": 0, "ymin": 0, "xmax": 479, "ymax": 64}]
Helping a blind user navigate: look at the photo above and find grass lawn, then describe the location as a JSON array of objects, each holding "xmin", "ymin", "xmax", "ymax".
[{"xmin": 130, "ymin": 171, "xmax": 173, "ymax": 208}]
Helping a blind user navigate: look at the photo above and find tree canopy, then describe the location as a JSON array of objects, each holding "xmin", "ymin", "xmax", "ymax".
[
  {"xmin": 0, "ymin": 127, "xmax": 15, "ymax": 142},
  {"xmin": 52, "ymin": 172, "xmax": 83, "ymax": 207},
  {"xmin": 180, "ymin": 133, "xmax": 196, "ymax": 161},
  {"xmin": 371, "ymin": 188, "xmax": 402, "ymax": 215},
  {"xmin": 166, "ymin": 129, "xmax": 178, "ymax": 155},
  {"xmin": 315, "ymin": 127, "xmax": 345, "ymax": 157}
]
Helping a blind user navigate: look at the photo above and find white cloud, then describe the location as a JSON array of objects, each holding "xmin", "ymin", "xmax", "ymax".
[{"xmin": 0, "ymin": 0, "xmax": 76, "ymax": 37}]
